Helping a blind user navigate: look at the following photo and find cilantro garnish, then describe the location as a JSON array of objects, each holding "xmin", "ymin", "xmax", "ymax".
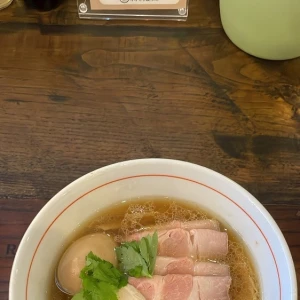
[
  {"xmin": 72, "ymin": 252, "xmax": 127, "ymax": 300},
  {"xmin": 115, "ymin": 231, "xmax": 158, "ymax": 278}
]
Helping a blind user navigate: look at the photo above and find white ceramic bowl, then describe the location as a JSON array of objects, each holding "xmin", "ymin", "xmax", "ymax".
[{"xmin": 10, "ymin": 159, "xmax": 297, "ymax": 300}]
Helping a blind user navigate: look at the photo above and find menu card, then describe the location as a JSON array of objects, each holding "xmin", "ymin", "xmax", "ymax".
[{"xmin": 77, "ymin": 0, "xmax": 188, "ymax": 20}]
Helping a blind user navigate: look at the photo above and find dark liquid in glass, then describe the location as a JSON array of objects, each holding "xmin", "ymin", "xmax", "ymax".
[{"xmin": 24, "ymin": 0, "xmax": 63, "ymax": 11}]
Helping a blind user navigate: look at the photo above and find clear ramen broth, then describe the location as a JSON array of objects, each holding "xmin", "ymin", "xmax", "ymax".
[{"xmin": 50, "ymin": 198, "xmax": 260, "ymax": 299}]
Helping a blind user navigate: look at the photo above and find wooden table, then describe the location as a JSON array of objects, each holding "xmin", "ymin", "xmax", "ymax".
[{"xmin": 0, "ymin": 0, "xmax": 300, "ymax": 298}]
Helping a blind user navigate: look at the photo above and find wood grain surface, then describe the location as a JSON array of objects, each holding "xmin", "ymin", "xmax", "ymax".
[{"xmin": 0, "ymin": 0, "xmax": 300, "ymax": 298}]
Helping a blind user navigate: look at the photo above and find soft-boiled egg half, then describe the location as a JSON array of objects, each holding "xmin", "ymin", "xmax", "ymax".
[{"xmin": 57, "ymin": 233, "xmax": 117, "ymax": 295}]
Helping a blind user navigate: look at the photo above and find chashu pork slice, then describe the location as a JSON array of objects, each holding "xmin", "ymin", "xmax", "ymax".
[
  {"xmin": 127, "ymin": 228, "xmax": 228, "ymax": 259},
  {"xmin": 151, "ymin": 220, "xmax": 220, "ymax": 232},
  {"xmin": 129, "ymin": 275, "xmax": 231, "ymax": 300},
  {"xmin": 154, "ymin": 256, "xmax": 230, "ymax": 276},
  {"xmin": 190, "ymin": 229, "xmax": 228, "ymax": 258},
  {"xmin": 129, "ymin": 276, "xmax": 163, "ymax": 300},
  {"xmin": 194, "ymin": 276, "xmax": 232, "ymax": 300}
]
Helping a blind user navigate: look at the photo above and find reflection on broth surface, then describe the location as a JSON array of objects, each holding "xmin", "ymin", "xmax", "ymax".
[{"xmin": 50, "ymin": 198, "xmax": 260, "ymax": 300}]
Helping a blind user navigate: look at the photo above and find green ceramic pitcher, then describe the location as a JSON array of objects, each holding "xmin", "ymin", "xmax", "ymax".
[{"xmin": 220, "ymin": 0, "xmax": 300, "ymax": 60}]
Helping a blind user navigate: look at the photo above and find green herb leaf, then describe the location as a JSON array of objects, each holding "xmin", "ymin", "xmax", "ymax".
[
  {"xmin": 115, "ymin": 231, "xmax": 158, "ymax": 278},
  {"xmin": 72, "ymin": 252, "xmax": 128, "ymax": 300},
  {"xmin": 116, "ymin": 246, "xmax": 149, "ymax": 277},
  {"xmin": 72, "ymin": 290, "xmax": 85, "ymax": 300},
  {"xmin": 139, "ymin": 238, "xmax": 150, "ymax": 265},
  {"xmin": 148, "ymin": 231, "xmax": 158, "ymax": 275}
]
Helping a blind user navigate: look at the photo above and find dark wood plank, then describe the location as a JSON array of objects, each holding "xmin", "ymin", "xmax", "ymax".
[{"xmin": 0, "ymin": 26, "xmax": 299, "ymax": 205}]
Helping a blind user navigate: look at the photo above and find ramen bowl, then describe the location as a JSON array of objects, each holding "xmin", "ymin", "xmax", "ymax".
[{"xmin": 10, "ymin": 159, "xmax": 297, "ymax": 300}]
